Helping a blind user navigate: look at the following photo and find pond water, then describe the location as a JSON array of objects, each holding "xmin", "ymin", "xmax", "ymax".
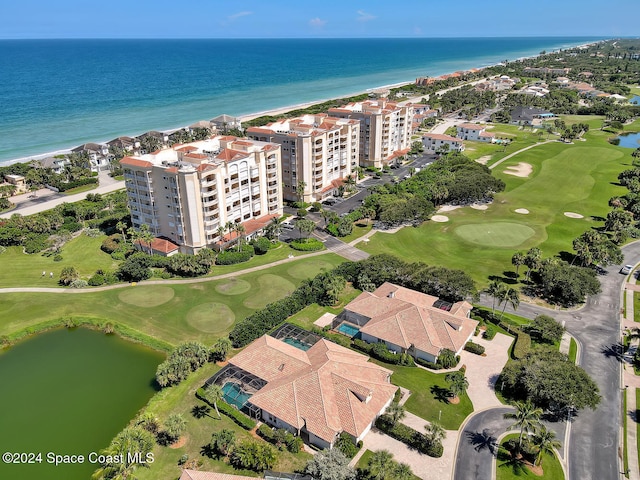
[
  {"xmin": 630, "ymin": 95, "xmax": 640, "ymax": 105},
  {"xmin": 0, "ymin": 328, "xmax": 164, "ymax": 480},
  {"xmin": 616, "ymin": 132, "xmax": 640, "ymax": 149}
]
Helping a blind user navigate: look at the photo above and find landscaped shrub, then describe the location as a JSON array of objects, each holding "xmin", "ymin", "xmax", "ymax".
[
  {"xmin": 156, "ymin": 342, "xmax": 209, "ymax": 388},
  {"xmin": 437, "ymin": 349, "xmax": 458, "ymax": 368},
  {"xmin": 195, "ymin": 389, "xmax": 256, "ymax": 430},
  {"xmin": 69, "ymin": 279, "xmax": 88, "ymax": 289},
  {"xmin": 230, "ymin": 440, "xmax": 277, "ymax": 472},
  {"xmin": 101, "ymin": 234, "xmax": 121, "ymax": 253},
  {"xmin": 352, "ymin": 339, "xmax": 415, "ymax": 366},
  {"xmin": 375, "ymin": 415, "xmax": 443, "ymax": 458},
  {"xmin": 415, "ymin": 357, "xmax": 444, "ymax": 370},
  {"xmin": 252, "ymin": 236, "xmax": 271, "ymax": 255},
  {"xmin": 464, "ymin": 341, "xmax": 485, "ymax": 356},
  {"xmin": 53, "ymin": 254, "xmax": 63, "ymax": 262},
  {"xmin": 216, "ymin": 244, "xmax": 254, "ymax": 265},
  {"xmin": 311, "ymin": 326, "xmax": 352, "ymax": 348},
  {"xmin": 483, "ymin": 326, "xmax": 496, "ymax": 340},
  {"xmin": 88, "ymin": 274, "xmax": 105, "ymax": 286},
  {"xmin": 334, "ymin": 432, "xmax": 360, "ymax": 458},
  {"xmin": 290, "ymin": 238, "xmax": 324, "ymax": 251},
  {"xmin": 512, "ymin": 331, "xmax": 531, "ymax": 359},
  {"xmin": 256, "ymin": 425, "xmax": 302, "ymax": 452},
  {"xmin": 23, "ymin": 234, "xmax": 49, "ymax": 253}
]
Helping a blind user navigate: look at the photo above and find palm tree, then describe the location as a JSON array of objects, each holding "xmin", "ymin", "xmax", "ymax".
[
  {"xmin": 530, "ymin": 425, "xmax": 561, "ymax": 467},
  {"xmin": 116, "ymin": 221, "xmax": 128, "ymax": 244},
  {"xmin": 497, "ymin": 286, "xmax": 520, "ymax": 320},
  {"xmin": 503, "ymin": 401, "xmax": 543, "ymax": 448},
  {"xmin": 203, "ymin": 384, "xmax": 224, "ymax": 419},
  {"xmin": 511, "ymin": 251, "xmax": 525, "ymax": 277},
  {"xmin": 393, "ymin": 463, "xmax": 414, "ymax": 480},
  {"xmin": 139, "ymin": 224, "xmax": 154, "ymax": 254},
  {"xmin": 296, "ymin": 180, "xmax": 307, "ymax": 204},
  {"xmin": 266, "ymin": 216, "xmax": 284, "ymax": 241},
  {"xmin": 424, "ymin": 422, "xmax": 446, "ymax": 445},
  {"xmin": 445, "ymin": 371, "xmax": 469, "ymax": 401},
  {"xmin": 235, "ymin": 223, "xmax": 246, "ymax": 252},
  {"xmin": 91, "ymin": 426, "xmax": 155, "ymax": 480},
  {"xmin": 367, "ymin": 450, "xmax": 394, "ymax": 480},
  {"xmin": 216, "ymin": 225, "xmax": 226, "ymax": 250},
  {"xmin": 524, "ymin": 247, "xmax": 542, "ymax": 281},
  {"xmin": 486, "ymin": 280, "xmax": 507, "ymax": 315},
  {"xmin": 385, "ymin": 402, "xmax": 406, "ymax": 424}
]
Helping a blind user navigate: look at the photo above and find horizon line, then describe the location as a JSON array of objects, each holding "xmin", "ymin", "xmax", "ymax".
[{"xmin": 0, "ymin": 35, "xmax": 618, "ymax": 41}]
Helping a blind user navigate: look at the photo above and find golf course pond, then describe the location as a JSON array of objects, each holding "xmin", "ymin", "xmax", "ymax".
[{"xmin": 0, "ymin": 327, "xmax": 164, "ymax": 480}]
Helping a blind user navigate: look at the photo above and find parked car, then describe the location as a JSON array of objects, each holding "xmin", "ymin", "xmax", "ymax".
[
  {"xmin": 282, "ymin": 222, "xmax": 295, "ymax": 230},
  {"xmin": 620, "ymin": 264, "xmax": 633, "ymax": 275}
]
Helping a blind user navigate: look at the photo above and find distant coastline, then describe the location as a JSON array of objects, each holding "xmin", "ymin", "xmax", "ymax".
[{"xmin": 0, "ymin": 37, "xmax": 603, "ymax": 166}]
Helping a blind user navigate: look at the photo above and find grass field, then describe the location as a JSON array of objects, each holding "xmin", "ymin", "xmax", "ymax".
[
  {"xmin": 496, "ymin": 433, "xmax": 564, "ymax": 480},
  {"xmin": 360, "ymin": 117, "xmax": 631, "ymax": 286},
  {"xmin": 383, "ymin": 364, "xmax": 473, "ymax": 430},
  {"xmin": 0, "ymin": 253, "xmax": 346, "ymax": 346}
]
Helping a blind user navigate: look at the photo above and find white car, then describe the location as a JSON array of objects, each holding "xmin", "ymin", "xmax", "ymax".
[{"xmin": 620, "ymin": 265, "xmax": 633, "ymax": 275}]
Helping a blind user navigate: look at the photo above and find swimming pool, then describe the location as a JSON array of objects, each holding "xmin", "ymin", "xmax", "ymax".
[
  {"xmin": 283, "ymin": 337, "xmax": 312, "ymax": 351},
  {"xmin": 337, "ymin": 323, "xmax": 360, "ymax": 337},
  {"xmin": 222, "ymin": 382, "xmax": 251, "ymax": 409}
]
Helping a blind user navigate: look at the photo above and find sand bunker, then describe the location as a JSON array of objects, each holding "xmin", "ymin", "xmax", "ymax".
[
  {"xmin": 471, "ymin": 204, "xmax": 489, "ymax": 210},
  {"xmin": 431, "ymin": 215, "xmax": 449, "ymax": 222},
  {"xmin": 438, "ymin": 205, "xmax": 461, "ymax": 213},
  {"xmin": 504, "ymin": 162, "xmax": 533, "ymax": 178},
  {"xmin": 564, "ymin": 212, "xmax": 584, "ymax": 218},
  {"xmin": 515, "ymin": 208, "xmax": 529, "ymax": 214},
  {"xmin": 476, "ymin": 155, "xmax": 492, "ymax": 165}
]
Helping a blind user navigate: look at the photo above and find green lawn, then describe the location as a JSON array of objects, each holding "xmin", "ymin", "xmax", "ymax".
[
  {"xmin": 0, "ymin": 233, "xmax": 120, "ymax": 288},
  {"xmin": 0, "ymin": 253, "xmax": 346, "ymax": 346},
  {"xmin": 634, "ymin": 292, "xmax": 640, "ymax": 323},
  {"xmin": 135, "ymin": 364, "xmax": 311, "ymax": 480},
  {"xmin": 383, "ymin": 364, "xmax": 473, "ymax": 430},
  {"xmin": 341, "ymin": 222, "xmax": 373, "ymax": 244},
  {"xmin": 286, "ymin": 284, "xmax": 362, "ymax": 330},
  {"xmin": 360, "ymin": 122, "xmax": 630, "ymax": 287},
  {"xmin": 496, "ymin": 433, "xmax": 564, "ymax": 480},
  {"xmin": 568, "ymin": 338, "xmax": 578, "ymax": 364}
]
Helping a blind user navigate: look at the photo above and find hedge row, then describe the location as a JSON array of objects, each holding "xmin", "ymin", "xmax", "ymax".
[
  {"xmin": 352, "ymin": 339, "xmax": 415, "ymax": 366},
  {"xmin": 512, "ymin": 331, "xmax": 531, "ymax": 359},
  {"xmin": 256, "ymin": 424, "xmax": 303, "ymax": 452},
  {"xmin": 49, "ymin": 177, "xmax": 98, "ymax": 192},
  {"xmin": 216, "ymin": 245, "xmax": 254, "ymax": 265},
  {"xmin": 464, "ymin": 341, "xmax": 485, "ymax": 356},
  {"xmin": 473, "ymin": 309, "xmax": 531, "ymax": 360},
  {"xmin": 289, "ymin": 238, "xmax": 324, "ymax": 251},
  {"xmin": 375, "ymin": 415, "xmax": 443, "ymax": 458},
  {"xmin": 196, "ymin": 388, "xmax": 256, "ymax": 430}
]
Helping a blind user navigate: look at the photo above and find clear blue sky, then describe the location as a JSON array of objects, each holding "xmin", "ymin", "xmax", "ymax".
[{"xmin": 1, "ymin": 0, "xmax": 636, "ymax": 39}]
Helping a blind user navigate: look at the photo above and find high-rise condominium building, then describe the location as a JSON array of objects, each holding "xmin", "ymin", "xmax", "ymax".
[
  {"xmin": 246, "ymin": 114, "xmax": 360, "ymax": 203},
  {"xmin": 121, "ymin": 136, "xmax": 282, "ymax": 254},
  {"xmin": 328, "ymin": 100, "xmax": 413, "ymax": 168}
]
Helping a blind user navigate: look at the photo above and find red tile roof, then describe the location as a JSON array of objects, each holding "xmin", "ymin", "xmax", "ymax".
[
  {"xmin": 230, "ymin": 336, "xmax": 396, "ymax": 444},
  {"xmin": 120, "ymin": 157, "xmax": 153, "ymax": 168}
]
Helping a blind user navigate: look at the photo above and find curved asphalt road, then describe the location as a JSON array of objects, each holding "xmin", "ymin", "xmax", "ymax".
[{"xmin": 454, "ymin": 241, "xmax": 640, "ymax": 480}]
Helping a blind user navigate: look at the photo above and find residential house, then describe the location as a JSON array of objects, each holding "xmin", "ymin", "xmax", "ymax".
[
  {"xmin": 211, "ymin": 114, "xmax": 242, "ymax": 133},
  {"xmin": 339, "ymin": 282, "xmax": 478, "ymax": 364},
  {"xmin": 107, "ymin": 136, "xmax": 141, "ymax": 156},
  {"xmin": 509, "ymin": 106, "xmax": 556, "ymax": 127},
  {"xmin": 456, "ymin": 123, "xmax": 495, "ymax": 143},
  {"xmin": 1, "ymin": 174, "xmax": 27, "ymax": 194},
  {"xmin": 35, "ymin": 156, "xmax": 70, "ymax": 175},
  {"xmin": 246, "ymin": 114, "xmax": 360, "ymax": 202},
  {"xmin": 71, "ymin": 143, "xmax": 111, "ymax": 171},
  {"xmin": 220, "ymin": 334, "xmax": 397, "ymax": 449},
  {"xmin": 136, "ymin": 130, "xmax": 170, "ymax": 154},
  {"xmin": 120, "ymin": 136, "xmax": 283, "ymax": 254},
  {"xmin": 328, "ymin": 100, "xmax": 413, "ymax": 168},
  {"xmin": 421, "ymin": 133, "xmax": 464, "ymax": 153}
]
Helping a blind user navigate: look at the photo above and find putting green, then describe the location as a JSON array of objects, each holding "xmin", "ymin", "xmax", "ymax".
[
  {"xmin": 118, "ymin": 286, "xmax": 175, "ymax": 307},
  {"xmin": 186, "ymin": 303, "xmax": 235, "ymax": 333},
  {"xmin": 215, "ymin": 278, "xmax": 251, "ymax": 295},
  {"xmin": 287, "ymin": 259, "xmax": 336, "ymax": 280},
  {"xmin": 454, "ymin": 222, "xmax": 535, "ymax": 247},
  {"xmin": 243, "ymin": 274, "xmax": 296, "ymax": 309}
]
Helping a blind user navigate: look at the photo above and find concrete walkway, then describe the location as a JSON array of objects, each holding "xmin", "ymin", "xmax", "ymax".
[
  {"xmin": 623, "ymin": 279, "xmax": 640, "ymax": 480},
  {"xmin": 487, "ymin": 139, "xmax": 555, "ymax": 171}
]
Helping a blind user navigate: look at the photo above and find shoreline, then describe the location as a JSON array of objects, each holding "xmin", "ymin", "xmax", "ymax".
[{"xmin": 0, "ymin": 39, "xmax": 603, "ymax": 167}]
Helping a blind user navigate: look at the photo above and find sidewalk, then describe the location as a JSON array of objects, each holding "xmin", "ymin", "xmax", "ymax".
[{"xmin": 623, "ymin": 280, "xmax": 640, "ymax": 480}]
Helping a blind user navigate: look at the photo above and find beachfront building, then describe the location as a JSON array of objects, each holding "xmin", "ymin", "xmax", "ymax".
[
  {"xmin": 71, "ymin": 143, "xmax": 111, "ymax": 171},
  {"xmin": 421, "ymin": 133, "xmax": 464, "ymax": 154},
  {"xmin": 211, "ymin": 330, "xmax": 397, "ymax": 449},
  {"xmin": 336, "ymin": 282, "xmax": 478, "ymax": 364},
  {"xmin": 107, "ymin": 136, "xmax": 141, "ymax": 156},
  {"xmin": 34, "ymin": 156, "xmax": 70, "ymax": 175},
  {"xmin": 136, "ymin": 130, "xmax": 170, "ymax": 154},
  {"xmin": 211, "ymin": 114, "xmax": 242, "ymax": 133},
  {"xmin": 246, "ymin": 114, "xmax": 360, "ymax": 202},
  {"xmin": 456, "ymin": 123, "xmax": 495, "ymax": 143},
  {"xmin": 120, "ymin": 136, "xmax": 283, "ymax": 254},
  {"xmin": 328, "ymin": 100, "xmax": 413, "ymax": 168}
]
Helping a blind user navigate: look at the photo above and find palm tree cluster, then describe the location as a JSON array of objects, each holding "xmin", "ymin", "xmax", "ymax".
[
  {"xmin": 486, "ymin": 280, "xmax": 520, "ymax": 319},
  {"xmin": 503, "ymin": 401, "xmax": 561, "ymax": 468}
]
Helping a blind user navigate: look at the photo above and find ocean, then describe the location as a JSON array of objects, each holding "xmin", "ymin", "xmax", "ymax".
[{"xmin": 0, "ymin": 37, "xmax": 601, "ymax": 165}]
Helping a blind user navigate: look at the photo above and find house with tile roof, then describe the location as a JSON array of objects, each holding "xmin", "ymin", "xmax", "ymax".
[
  {"xmin": 340, "ymin": 282, "xmax": 477, "ymax": 364},
  {"xmin": 456, "ymin": 123, "xmax": 495, "ymax": 143},
  {"xmin": 224, "ymin": 334, "xmax": 397, "ymax": 449},
  {"xmin": 421, "ymin": 133, "xmax": 464, "ymax": 153}
]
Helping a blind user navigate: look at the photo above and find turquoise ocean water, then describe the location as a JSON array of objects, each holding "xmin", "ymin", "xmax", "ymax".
[{"xmin": 0, "ymin": 37, "xmax": 601, "ymax": 164}]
